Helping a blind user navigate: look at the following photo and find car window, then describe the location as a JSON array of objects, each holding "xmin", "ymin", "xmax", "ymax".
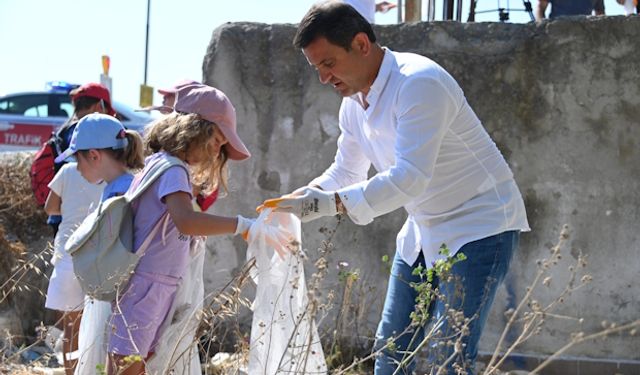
[
  {"xmin": 59, "ymin": 103, "xmax": 74, "ymax": 117},
  {"xmin": 50, "ymin": 93, "xmax": 72, "ymax": 117},
  {"xmin": 24, "ymin": 105, "xmax": 48, "ymax": 117},
  {"xmin": 0, "ymin": 98, "xmax": 20, "ymax": 114},
  {"xmin": 0, "ymin": 99, "xmax": 9, "ymax": 113},
  {"xmin": 0, "ymin": 94, "xmax": 51, "ymax": 117}
]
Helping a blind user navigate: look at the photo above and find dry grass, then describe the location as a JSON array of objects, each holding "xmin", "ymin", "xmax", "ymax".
[
  {"xmin": 0, "ymin": 152, "xmax": 48, "ymax": 241},
  {"xmin": 0, "ymin": 152, "xmax": 54, "ymax": 347}
]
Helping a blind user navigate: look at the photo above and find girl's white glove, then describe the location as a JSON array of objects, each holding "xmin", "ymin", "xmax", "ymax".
[
  {"xmin": 236, "ymin": 214, "xmax": 292, "ymax": 259},
  {"xmin": 235, "ymin": 215, "xmax": 254, "ymax": 239}
]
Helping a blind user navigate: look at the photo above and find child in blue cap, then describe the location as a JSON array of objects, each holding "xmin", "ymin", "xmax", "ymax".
[
  {"xmin": 54, "ymin": 113, "xmax": 145, "ymax": 374},
  {"xmin": 44, "ymin": 159, "xmax": 103, "ymax": 375}
]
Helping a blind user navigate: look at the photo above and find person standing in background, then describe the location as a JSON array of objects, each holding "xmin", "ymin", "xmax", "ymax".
[
  {"xmin": 343, "ymin": 0, "xmax": 396, "ymax": 23},
  {"xmin": 153, "ymin": 79, "xmax": 200, "ymax": 114},
  {"xmin": 536, "ymin": 0, "xmax": 605, "ymax": 20},
  {"xmin": 617, "ymin": 0, "xmax": 639, "ymax": 14},
  {"xmin": 46, "ymin": 83, "xmax": 115, "ymax": 235}
]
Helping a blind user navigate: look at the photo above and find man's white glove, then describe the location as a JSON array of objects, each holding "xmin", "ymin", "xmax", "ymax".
[{"xmin": 261, "ymin": 187, "xmax": 338, "ymax": 223}]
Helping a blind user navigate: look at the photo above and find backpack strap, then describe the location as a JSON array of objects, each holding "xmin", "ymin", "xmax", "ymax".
[
  {"xmin": 117, "ymin": 155, "xmax": 187, "ymax": 255},
  {"xmin": 52, "ymin": 120, "xmax": 77, "ymax": 156},
  {"xmin": 136, "ymin": 212, "xmax": 170, "ymax": 256},
  {"xmin": 126, "ymin": 155, "xmax": 188, "ymax": 203},
  {"xmin": 130, "ymin": 156, "xmax": 186, "ymax": 256}
]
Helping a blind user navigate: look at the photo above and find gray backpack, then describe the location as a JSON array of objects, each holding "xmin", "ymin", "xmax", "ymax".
[{"xmin": 65, "ymin": 155, "xmax": 187, "ymax": 301}]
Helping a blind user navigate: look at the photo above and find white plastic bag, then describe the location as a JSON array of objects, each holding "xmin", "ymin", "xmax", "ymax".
[
  {"xmin": 246, "ymin": 210, "xmax": 327, "ymax": 374},
  {"xmin": 75, "ymin": 298, "xmax": 111, "ymax": 374}
]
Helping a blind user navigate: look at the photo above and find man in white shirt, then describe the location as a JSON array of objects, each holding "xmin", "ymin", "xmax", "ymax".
[
  {"xmin": 263, "ymin": 2, "xmax": 529, "ymax": 374},
  {"xmin": 343, "ymin": 0, "xmax": 396, "ymax": 23}
]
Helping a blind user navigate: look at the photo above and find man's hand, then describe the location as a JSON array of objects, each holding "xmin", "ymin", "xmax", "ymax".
[
  {"xmin": 262, "ymin": 187, "xmax": 338, "ymax": 223},
  {"xmin": 376, "ymin": 1, "xmax": 397, "ymax": 13}
]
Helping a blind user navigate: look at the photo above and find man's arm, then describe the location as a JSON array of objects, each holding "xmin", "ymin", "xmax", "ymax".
[
  {"xmin": 536, "ymin": 0, "xmax": 549, "ymax": 21},
  {"xmin": 334, "ymin": 76, "xmax": 456, "ymax": 225},
  {"xmin": 376, "ymin": 1, "xmax": 397, "ymax": 13}
]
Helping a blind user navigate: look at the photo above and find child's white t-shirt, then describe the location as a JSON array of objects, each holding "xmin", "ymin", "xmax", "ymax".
[{"xmin": 48, "ymin": 163, "xmax": 104, "ymax": 264}]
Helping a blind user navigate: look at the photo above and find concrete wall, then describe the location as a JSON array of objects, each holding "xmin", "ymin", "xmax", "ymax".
[{"xmin": 199, "ymin": 16, "xmax": 640, "ymax": 362}]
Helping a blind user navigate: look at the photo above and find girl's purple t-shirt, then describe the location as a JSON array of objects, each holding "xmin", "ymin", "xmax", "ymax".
[{"xmin": 131, "ymin": 152, "xmax": 193, "ymax": 278}]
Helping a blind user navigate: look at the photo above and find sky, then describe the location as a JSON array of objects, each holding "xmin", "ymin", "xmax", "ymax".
[{"xmin": 0, "ymin": 0, "xmax": 627, "ymax": 108}]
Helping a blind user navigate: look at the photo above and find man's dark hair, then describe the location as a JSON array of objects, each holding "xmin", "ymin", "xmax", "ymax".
[
  {"xmin": 73, "ymin": 96, "xmax": 102, "ymax": 112},
  {"xmin": 293, "ymin": 1, "xmax": 376, "ymax": 51}
]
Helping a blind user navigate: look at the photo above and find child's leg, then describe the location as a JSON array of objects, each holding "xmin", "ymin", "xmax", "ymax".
[
  {"xmin": 107, "ymin": 274, "xmax": 179, "ymax": 374},
  {"xmin": 62, "ymin": 310, "xmax": 82, "ymax": 375}
]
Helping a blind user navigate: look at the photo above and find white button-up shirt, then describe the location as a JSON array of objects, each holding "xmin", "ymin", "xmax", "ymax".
[
  {"xmin": 343, "ymin": 0, "xmax": 376, "ymax": 23},
  {"xmin": 310, "ymin": 48, "xmax": 530, "ymax": 266}
]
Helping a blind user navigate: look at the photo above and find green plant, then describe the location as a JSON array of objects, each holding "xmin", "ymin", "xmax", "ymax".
[
  {"xmin": 409, "ymin": 245, "xmax": 467, "ymax": 327},
  {"xmin": 95, "ymin": 362, "xmax": 106, "ymax": 375}
]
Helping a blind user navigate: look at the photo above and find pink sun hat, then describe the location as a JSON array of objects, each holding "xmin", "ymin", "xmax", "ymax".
[
  {"xmin": 157, "ymin": 79, "xmax": 200, "ymax": 96},
  {"xmin": 136, "ymin": 79, "xmax": 202, "ymax": 113},
  {"xmin": 174, "ymin": 84, "xmax": 251, "ymax": 161}
]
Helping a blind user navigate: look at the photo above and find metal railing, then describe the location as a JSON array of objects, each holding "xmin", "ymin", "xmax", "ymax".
[{"xmin": 397, "ymin": 0, "xmax": 534, "ymax": 22}]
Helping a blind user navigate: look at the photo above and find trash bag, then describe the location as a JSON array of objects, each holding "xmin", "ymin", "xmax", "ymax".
[
  {"xmin": 75, "ymin": 298, "xmax": 111, "ymax": 374},
  {"xmin": 246, "ymin": 210, "xmax": 327, "ymax": 374}
]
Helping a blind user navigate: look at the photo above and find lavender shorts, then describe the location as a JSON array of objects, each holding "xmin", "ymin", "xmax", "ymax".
[{"xmin": 107, "ymin": 272, "xmax": 180, "ymax": 356}]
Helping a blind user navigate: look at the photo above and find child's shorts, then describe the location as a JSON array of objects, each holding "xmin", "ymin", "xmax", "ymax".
[
  {"xmin": 107, "ymin": 272, "xmax": 179, "ymax": 357},
  {"xmin": 45, "ymin": 258, "xmax": 85, "ymax": 312}
]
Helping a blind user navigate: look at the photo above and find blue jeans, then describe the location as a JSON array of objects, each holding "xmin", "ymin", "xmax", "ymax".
[{"xmin": 373, "ymin": 231, "xmax": 520, "ymax": 375}]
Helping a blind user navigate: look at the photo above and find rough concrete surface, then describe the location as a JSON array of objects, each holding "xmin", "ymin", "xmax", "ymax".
[{"xmin": 199, "ymin": 15, "xmax": 640, "ymax": 363}]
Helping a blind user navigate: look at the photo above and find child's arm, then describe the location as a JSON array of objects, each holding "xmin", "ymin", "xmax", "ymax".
[
  {"xmin": 165, "ymin": 190, "xmax": 292, "ymax": 258},
  {"xmin": 44, "ymin": 190, "xmax": 62, "ymax": 216},
  {"xmin": 165, "ymin": 191, "xmax": 239, "ymax": 236}
]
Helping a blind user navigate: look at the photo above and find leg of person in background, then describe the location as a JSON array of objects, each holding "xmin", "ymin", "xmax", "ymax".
[{"xmin": 62, "ymin": 310, "xmax": 82, "ymax": 375}]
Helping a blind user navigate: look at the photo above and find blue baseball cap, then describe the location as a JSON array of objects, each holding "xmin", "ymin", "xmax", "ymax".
[{"xmin": 55, "ymin": 113, "xmax": 128, "ymax": 163}]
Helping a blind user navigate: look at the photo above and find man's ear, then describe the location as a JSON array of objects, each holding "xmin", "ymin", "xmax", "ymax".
[{"xmin": 352, "ymin": 32, "xmax": 371, "ymax": 56}]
